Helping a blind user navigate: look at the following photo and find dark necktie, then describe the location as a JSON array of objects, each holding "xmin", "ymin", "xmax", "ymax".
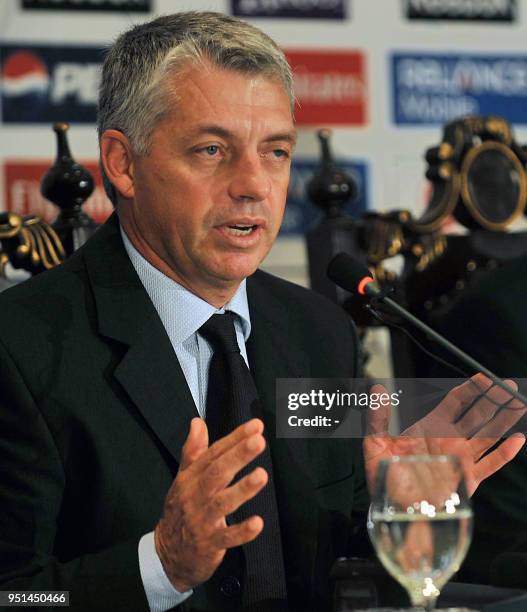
[{"xmin": 199, "ymin": 312, "xmax": 288, "ymax": 608}]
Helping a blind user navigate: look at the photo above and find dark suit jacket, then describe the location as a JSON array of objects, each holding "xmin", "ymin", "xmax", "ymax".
[
  {"xmin": 0, "ymin": 215, "xmax": 369, "ymax": 611},
  {"xmin": 432, "ymin": 254, "xmax": 527, "ymax": 584}
]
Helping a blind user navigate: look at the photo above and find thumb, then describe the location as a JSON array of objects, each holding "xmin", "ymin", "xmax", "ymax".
[
  {"xmin": 365, "ymin": 384, "xmax": 391, "ymax": 436},
  {"xmin": 180, "ymin": 417, "xmax": 209, "ymax": 469},
  {"xmin": 363, "ymin": 384, "xmax": 392, "ymax": 494}
]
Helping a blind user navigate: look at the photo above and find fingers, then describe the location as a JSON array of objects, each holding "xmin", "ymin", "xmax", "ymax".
[
  {"xmin": 180, "ymin": 418, "xmax": 209, "ymax": 470},
  {"xmin": 470, "ymin": 433, "xmax": 526, "ymax": 493},
  {"xmin": 178, "ymin": 418, "xmax": 267, "ymax": 508},
  {"xmin": 467, "ymin": 394, "xmax": 526, "ymax": 460},
  {"xmin": 457, "ymin": 379, "xmax": 520, "ymax": 437},
  {"xmin": 157, "ymin": 418, "xmax": 268, "ymax": 592},
  {"xmin": 435, "ymin": 374, "xmax": 493, "ymax": 422},
  {"xmin": 198, "ymin": 418, "xmax": 264, "ymax": 467},
  {"xmin": 211, "ymin": 515, "xmax": 264, "ymax": 550},
  {"xmin": 195, "ymin": 431, "xmax": 266, "ymax": 500},
  {"xmin": 207, "ymin": 467, "xmax": 268, "ymax": 521},
  {"xmin": 182, "ymin": 417, "xmax": 263, "ymax": 477}
]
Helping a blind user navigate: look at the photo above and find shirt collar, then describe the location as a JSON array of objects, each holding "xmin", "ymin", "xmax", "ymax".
[{"xmin": 120, "ymin": 225, "xmax": 251, "ymax": 345}]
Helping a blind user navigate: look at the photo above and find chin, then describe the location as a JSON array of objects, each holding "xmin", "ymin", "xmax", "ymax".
[
  {"xmin": 215, "ymin": 267, "xmax": 258, "ymax": 284},
  {"xmin": 211, "ymin": 255, "xmax": 263, "ymax": 283}
]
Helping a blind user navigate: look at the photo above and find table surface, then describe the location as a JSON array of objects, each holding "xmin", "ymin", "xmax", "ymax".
[{"xmin": 332, "ymin": 558, "xmax": 527, "ymax": 612}]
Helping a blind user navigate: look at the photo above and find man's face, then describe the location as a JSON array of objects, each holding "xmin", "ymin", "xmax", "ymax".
[{"xmin": 123, "ymin": 64, "xmax": 295, "ymax": 301}]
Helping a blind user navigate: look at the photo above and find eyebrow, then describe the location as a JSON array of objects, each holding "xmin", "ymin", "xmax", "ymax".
[{"xmin": 188, "ymin": 124, "xmax": 297, "ymax": 146}]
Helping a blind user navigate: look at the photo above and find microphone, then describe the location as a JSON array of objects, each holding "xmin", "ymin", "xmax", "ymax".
[
  {"xmin": 327, "ymin": 253, "xmax": 380, "ymax": 297},
  {"xmin": 327, "ymin": 252, "xmax": 527, "ymax": 406}
]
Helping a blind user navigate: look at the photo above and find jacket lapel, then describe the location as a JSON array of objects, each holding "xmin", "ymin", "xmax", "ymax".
[{"xmin": 82, "ymin": 214, "xmax": 199, "ymax": 464}]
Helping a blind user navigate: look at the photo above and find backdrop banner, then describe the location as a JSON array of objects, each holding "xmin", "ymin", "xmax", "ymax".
[
  {"xmin": 404, "ymin": 0, "xmax": 517, "ymax": 22},
  {"xmin": 230, "ymin": 0, "xmax": 347, "ymax": 20},
  {"xmin": 21, "ymin": 0, "xmax": 151, "ymax": 12}
]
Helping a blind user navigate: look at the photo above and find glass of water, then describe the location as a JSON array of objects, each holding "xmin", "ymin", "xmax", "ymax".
[{"xmin": 368, "ymin": 455, "xmax": 473, "ymax": 611}]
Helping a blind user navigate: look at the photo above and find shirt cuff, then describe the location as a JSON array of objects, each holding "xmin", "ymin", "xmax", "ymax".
[{"xmin": 138, "ymin": 531, "xmax": 193, "ymax": 611}]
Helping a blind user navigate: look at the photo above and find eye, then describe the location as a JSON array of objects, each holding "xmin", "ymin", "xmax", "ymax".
[
  {"xmin": 272, "ymin": 149, "xmax": 289, "ymax": 159},
  {"xmin": 203, "ymin": 145, "xmax": 220, "ymax": 156}
]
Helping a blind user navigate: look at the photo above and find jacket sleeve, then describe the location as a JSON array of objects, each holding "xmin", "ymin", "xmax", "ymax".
[{"xmin": 0, "ymin": 339, "xmax": 150, "ymax": 611}]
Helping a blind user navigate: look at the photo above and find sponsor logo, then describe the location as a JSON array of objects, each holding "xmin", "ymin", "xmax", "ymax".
[
  {"xmin": 3, "ymin": 161, "xmax": 112, "ymax": 224},
  {"xmin": 286, "ymin": 50, "xmax": 367, "ymax": 125},
  {"xmin": 1, "ymin": 44, "xmax": 103, "ymax": 123},
  {"xmin": 281, "ymin": 157, "xmax": 368, "ymax": 235},
  {"xmin": 231, "ymin": 0, "xmax": 347, "ymax": 19},
  {"xmin": 405, "ymin": 0, "xmax": 516, "ymax": 21},
  {"xmin": 21, "ymin": 0, "xmax": 151, "ymax": 11},
  {"xmin": 391, "ymin": 52, "xmax": 527, "ymax": 125},
  {"xmin": 2, "ymin": 51, "xmax": 49, "ymax": 97}
]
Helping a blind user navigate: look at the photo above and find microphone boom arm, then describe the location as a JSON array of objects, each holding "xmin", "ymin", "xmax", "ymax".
[
  {"xmin": 327, "ymin": 251, "xmax": 527, "ymax": 407},
  {"xmin": 376, "ymin": 292, "xmax": 527, "ymax": 407}
]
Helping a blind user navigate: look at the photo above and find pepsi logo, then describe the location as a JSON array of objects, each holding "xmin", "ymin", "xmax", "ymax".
[
  {"xmin": 1, "ymin": 44, "xmax": 103, "ymax": 123},
  {"xmin": 2, "ymin": 50, "xmax": 50, "ymax": 98}
]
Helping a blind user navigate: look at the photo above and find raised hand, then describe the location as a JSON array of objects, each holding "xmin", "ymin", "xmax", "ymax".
[
  {"xmin": 364, "ymin": 374, "xmax": 526, "ymax": 497},
  {"xmin": 154, "ymin": 417, "xmax": 268, "ymax": 592}
]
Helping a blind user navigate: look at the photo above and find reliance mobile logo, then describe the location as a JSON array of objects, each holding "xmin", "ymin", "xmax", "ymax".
[
  {"xmin": 391, "ymin": 53, "xmax": 527, "ymax": 125},
  {"xmin": 0, "ymin": 44, "xmax": 103, "ymax": 123},
  {"xmin": 285, "ymin": 50, "xmax": 367, "ymax": 126}
]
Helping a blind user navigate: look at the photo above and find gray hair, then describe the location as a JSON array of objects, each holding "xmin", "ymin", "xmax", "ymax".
[{"xmin": 97, "ymin": 11, "xmax": 295, "ymax": 204}]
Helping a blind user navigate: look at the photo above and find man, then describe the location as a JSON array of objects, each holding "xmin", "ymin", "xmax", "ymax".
[{"xmin": 0, "ymin": 12, "xmax": 524, "ymax": 612}]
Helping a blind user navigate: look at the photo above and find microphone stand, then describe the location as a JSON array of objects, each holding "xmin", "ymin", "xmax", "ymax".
[{"xmin": 369, "ymin": 288, "xmax": 527, "ymax": 406}]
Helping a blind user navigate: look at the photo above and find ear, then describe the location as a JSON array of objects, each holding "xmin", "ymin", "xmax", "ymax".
[{"xmin": 100, "ymin": 129, "xmax": 136, "ymax": 201}]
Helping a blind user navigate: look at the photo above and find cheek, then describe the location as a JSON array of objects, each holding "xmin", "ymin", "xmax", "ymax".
[
  {"xmin": 152, "ymin": 175, "xmax": 212, "ymax": 230},
  {"xmin": 270, "ymin": 185, "xmax": 288, "ymax": 223}
]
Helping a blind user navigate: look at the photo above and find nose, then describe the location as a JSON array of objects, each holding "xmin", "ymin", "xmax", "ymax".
[{"xmin": 227, "ymin": 152, "xmax": 271, "ymax": 203}]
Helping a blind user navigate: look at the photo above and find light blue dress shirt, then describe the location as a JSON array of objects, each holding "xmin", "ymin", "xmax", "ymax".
[{"xmin": 121, "ymin": 227, "xmax": 252, "ymax": 611}]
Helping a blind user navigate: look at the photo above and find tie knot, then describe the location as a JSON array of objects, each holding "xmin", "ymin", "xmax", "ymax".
[{"xmin": 199, "ymin": 311, "xmax": 240, "ymax": 354}]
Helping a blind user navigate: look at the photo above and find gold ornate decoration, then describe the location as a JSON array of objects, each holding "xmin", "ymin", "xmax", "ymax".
[
  {"xmin": 414, "ymin": 115, "xmax": 527, "ymax": 232},
  {"xmin": 0, "ymin": 212, "xmax": 66, "ymax": 277},
  {"xmin": 367, "ymin": 216, "xmax": 406, "ymax": 263},
  {"xmin": 363, "ymin": 210, "xmax": 448, "ymax": 275},
  {"xmin": 460, "ymin": 141, "xmax": 527, "ymax": 230},
  {"xmin": 412, "ymin": 234, "xmax": 447, "ymax": 273},
  {"xmin": 485, "ymin": 117, "xmax": 512, "ymax": 145}
]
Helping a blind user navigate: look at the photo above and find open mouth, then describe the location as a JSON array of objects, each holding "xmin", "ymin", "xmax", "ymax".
[{"xmin": 224, "ymin": 224, "xmax": 258, "ymax": 236}]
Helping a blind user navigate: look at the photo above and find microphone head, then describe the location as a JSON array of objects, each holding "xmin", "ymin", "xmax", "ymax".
[{"xmin": 327, "ymin": 252, "xmax": 377, "ymax": 296}]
